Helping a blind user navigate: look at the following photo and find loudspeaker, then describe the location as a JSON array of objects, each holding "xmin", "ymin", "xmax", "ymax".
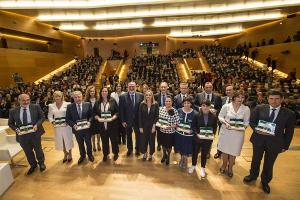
[{"xmin": 1, "ymin": 38, "xmax": 8, "ymax": 48}]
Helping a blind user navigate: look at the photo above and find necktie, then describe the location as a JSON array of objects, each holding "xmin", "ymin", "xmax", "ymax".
[
  {"xmin": 130, "ymin": 94, "xmax": 135, "ymax": 107},
  {"xmin": 162, "ymin": 94, "xmax": 166, "ymax": 106},
  {"xmin": 269, "ymin": 108, "xmax": 276, "ymax": 122},
  {"xmin": 23, "ymin": 108, "xmax": 28, "ymax": 125},
  {"xmin": 228, "ymin": 97, "xmax": 232, "ymax": 103},
  {"xmin": 206, "ymin": 94, "xmax": 210, "ymax": 101},
  {"xmin": 77, "ymin": 104, "xmax": 82, "ymax": 119}
]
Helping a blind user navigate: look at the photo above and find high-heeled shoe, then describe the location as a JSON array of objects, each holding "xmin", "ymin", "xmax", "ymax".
[
  {"xmin": 165, "ymin": 155, "xmax": 170, "ymax": 166},
  {"xmin": 63, "ymin": 154, "xmax": 68, "ymax": 163},
  {"xmin": 93, "ymin": 147, "xmax": 96, "ymax": 152},
  {"xmin": 220, "ymin": 168, "xmax": 226, "ymax": 174},
  {"xmin": 97, "ymin": 143, "xmax": 101, "ymax": 151},
  {"xmin": 227, "ymin": 171, "xmax": 233, "ymax": 178},
  {"xmin": 161, "ymin": 155, "xmax": 166, "ymax": 163},
  {"xmin": 142, "ymin": 154, "xmax": 147, "ymax": 161}
]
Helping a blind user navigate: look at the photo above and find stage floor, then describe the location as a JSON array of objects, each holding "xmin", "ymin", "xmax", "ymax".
[{"xmin": 1, "ymin": 122, "xmax": 300, "ymax": 200}]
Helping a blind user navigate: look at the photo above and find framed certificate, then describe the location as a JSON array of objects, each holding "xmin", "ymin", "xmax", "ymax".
[
  {"xmin": 197, "ymin": 127, "xmax": 214, "ymax": 140},
  {"xmin": 75, "ymin": 119, "xmax": 90, "ymax": 131},
  {"xmin": 53, "ymin": 117, "xmax": 67, "ymax": 128},
  {"xmin": 255, "ymin": 120, "xmax": 276, "ymax": 136},
  {"xmin": 18, "ymin": 124, "xmax": 34, "ymax": 135},
  {"xmin": 228, "ymin": 118, "xmax": 245, "ymax": 131}
]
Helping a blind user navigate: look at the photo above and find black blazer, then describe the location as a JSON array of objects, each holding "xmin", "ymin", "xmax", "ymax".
[
  {"xmin": 194, "ymin": 92, "xmax": 222, "ymax": 112},
  {"xmin": 191, "ymin": 110, "xmax": 218, "ymax": 143},
  {"xmin": 154, "ymin": 92, "xmax": 173, "ymax": 107},
  {"xmin": 250, "ymin": 104, "xmax": 296, "ymax": 151},
  {"xmin": 119, "ymin": 92, "xmax": 144, "ymax": 126},
  {"xmin": 92, "ymin": 98, "xmax": 119, "ymax": 133},
  {"xmin": 138, "ymin": 102, "xmax": 159, "ymax": 132},
  {"xmin": 173, "ymin": 93, "xmax": 185, "ymax": 110},
  {"xmin": 8, "ymin": 104, "xmax": 45, "ymax": 143},
  {"xmin": 66, "ymin": 102, "xmax": 92, "ymax": 134}
]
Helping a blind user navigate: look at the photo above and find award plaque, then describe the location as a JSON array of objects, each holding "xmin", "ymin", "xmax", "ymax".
[
  {"xmin": 75, "ymin": 119, "xmax": 90, "ymax": 131},
  {"xmin": 156, "ymin": 118, "xmax": 169, "ymax": 129},
  {"xmin": 18, "ymin": 124, "xmax": 35, "ymax": 135},
  {"xmin": 99, "ymin": 111, "xmax": 112, "ymax": 122},
  {"xmin": 255, "ymin": 120, "xmax": 276, "ymax": 136},
  {"xmin": 53, "ymin": 117, "xmax": 67, "ymax": 128},
  {"xmin": 197, "ymin": 127, "xmax": 214, "ymax": 140},
  {"xmin": 177, "ymin": 122, "xmax": 192, "ymax": 134},
  {"xmin": 228, "ymin": 118, "xmax": 245, "ymax": 131}
]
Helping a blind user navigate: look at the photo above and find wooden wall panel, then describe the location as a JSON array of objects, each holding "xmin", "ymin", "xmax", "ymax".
[{"xmin": 0, "ymin": 48, "xmax": 74, "ymax": 87}]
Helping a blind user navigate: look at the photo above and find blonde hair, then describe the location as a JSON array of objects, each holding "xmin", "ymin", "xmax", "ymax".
[
  {"xmin": 53, "ymin": 90, "xmax": 64, "ymax": 101},
  {"xmin": 142, "ymin": 90, "xmax": 156, "ymax": 105},
  {"xmin": 85, "ymin": 85, "xmax": 98, "ymax": 101}
]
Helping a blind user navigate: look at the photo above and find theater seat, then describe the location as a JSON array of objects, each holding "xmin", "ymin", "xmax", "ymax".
[{"xmin": 0, "ymin": 163, "xmax": 14, "ymax": 196}]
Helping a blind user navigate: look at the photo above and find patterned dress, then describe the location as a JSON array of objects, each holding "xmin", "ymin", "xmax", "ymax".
[{"xmin": 158, "ymin": 107, "xmax": 180, "ymax": 149}]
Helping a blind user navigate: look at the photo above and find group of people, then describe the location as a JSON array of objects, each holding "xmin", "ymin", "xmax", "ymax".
[
  {"xmin": 0, "ymin": 56, "xmax": 102, "ymax": 118},
  {"xmin": 8, "ymin": 79, "xmax": 296, "ymax": 194}
]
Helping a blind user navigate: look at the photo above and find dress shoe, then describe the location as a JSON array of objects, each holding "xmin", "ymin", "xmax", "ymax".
[
  {"xmin": 227, "ymin": 171, "xmax": 233, "ymax": 178},
  {"xmin": 262, "ymin": 182, "xmax": 271, "ymax": 194},
  {"xmin": 214, "ymin": 152, "xmax": 221, "ymax": 159},
  {"xmin": 113, "ymin": 154, "xmax": 119, "ymax": 161},
  {"xmin": 161, "ymin": 156, "xmax": 166, "ymax": 163},
  {"xmin": 219, "ymin": 168, "xmax": 226, "ymax": 174},
  {"xmin": 93, "ymin": 147, "xmax": 96, "ymax": 152},
  {"xmin": 126, "ymin": 151, "xmax": 132, "ymax": 157},
  {"xmin": 78, "ymin": 157, "xmax": 85, "ymax": 165},
  {"xmin": 157, "ymin": 146, "xmax": 161, "ymax": 151},
  {"xmin": 88, "ymin": 156, "xmax": 95, "ymax": 162},
  {"xmin": 97, "ymin": 143, "xmax": 101, "ymax": 151},
  {"xmin": 63, "ymin": 158, "xmax": 68, "ymax": 163},
  {"xmin": 26, "ymin": 166, "xmax": 37, "ymax": 175},
  {"xmin": 165, "ymin": 156, "xmax": 170, "ymax": 166},
  {"xmin": 243, "ymin": 175, "xmax": 257, "ymax": 183},
  {"xmin": 39, "ymin": 164, "xmax": 46, "ymax": 172},
  {"xmin": 135, "ymin": 152, "xmax": 141, "ymax": 157},
  {"xmin": 206, "ymin": 154, "xmax": 210, "ymax": 159},
  {"xmin": 67, "ymin": 157, "xmax": 73, "ymax": 163},
  {"xmin": 103, "ymin": 155, "xmax": 108, "ymax": 162}
]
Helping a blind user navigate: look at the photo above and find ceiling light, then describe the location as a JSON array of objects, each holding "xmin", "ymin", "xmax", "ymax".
[
  {"xmin": 169, "ymin": 27, "xmax": 243, "ymax": 37},
  {"xmin": 35, "ymin": 0, "xmax": 300, "ymax": 21},
  {"xmin": 0, "ymin": 0, "xmax": 192, "ymax": 9},
  {"xmin": 59, "ymin": 23, "xmax": 88, "ymax": 30},
  {"xmin": 94, "ymin": 21, "xmax": 145, "ymax": 30}
]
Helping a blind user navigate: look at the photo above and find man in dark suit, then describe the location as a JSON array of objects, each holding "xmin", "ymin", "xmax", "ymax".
[
  {"xmin": 119, "ymin": 81, "xmax": 144, "ymax": 156},
  {"xmin": 8, "ymin": 94, "xmax": 46, "ymax": 175},
  {"xmin": 244, "ymin": 90, "xmax": 296, "ymax": 194},
  {"xmin": 66, "ymin": 91, "xmax": 94, "ymax": 164},
  {"xmin": 194, "ymin": 82, "xmax": 222, "ymax": 112},
  {"xmin": 154, "ymin": 82, "xmax": 173, "ymax": 151},
  {"xmin": 214, "ymin": 84, "xmax": 234, "ymax": 159},
  {"xmin": 173, "ymin": 82, "xmax": 189, "ymax": 109}
]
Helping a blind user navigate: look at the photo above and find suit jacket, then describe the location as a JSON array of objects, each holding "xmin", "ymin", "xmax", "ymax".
[
  {"xmin": 66, "ymin": 102, "xmax": 92, "ymax": 134},
  {"xmin": 173, "ymin": 93, "xmax": 186, "ymax": 110},
  {"xmin": 8, "ymin": 104, "xmax": 45, "ymax": 143},
  {"xmin": 154, "ymin": 92, "xmax": 173, "ymax": 107},
  {"xmin": 250, "ymin": 104, "xmax": 296, "ymax": 151},
  {"xmin": 192, "ymin": 110, "xmax": 218, "ymax": 142},
  {"xmin": 92, "ymin": 98, "xmax": 119, "ymax": 133},
  {"xmin": 119, "ymin": 92, "xmax": 144, "ymax": 126},
  {"xmin": 194, "ymin": 92, "xmax": 222, "ymax": 112},
  {"xmin": 138, "ymin": 102, "xmax": 159, "ymax": 132},
  {"xmin": 221, "ymin": 96, "xmax": 230, "ymax": 106}
]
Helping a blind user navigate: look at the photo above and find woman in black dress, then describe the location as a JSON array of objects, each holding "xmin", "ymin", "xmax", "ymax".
[
  {"xmin": 138, "ymin": 90, "xmax": 159, "ymax": 161},
  {"xmin": 93, "ymin": 87, "xmax": 119, "ymax": 161}
]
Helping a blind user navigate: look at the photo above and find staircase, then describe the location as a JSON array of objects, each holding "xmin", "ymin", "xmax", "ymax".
[{"xmin": 175, "ymin": 58, "xmax": 192, "ymax": 82}]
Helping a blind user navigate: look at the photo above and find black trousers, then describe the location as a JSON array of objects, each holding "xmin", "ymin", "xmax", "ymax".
[
  {"xmin": 75, "ymin": 132, "xmax": 92, "ymax": 158},
  {"xmin": 118, "ymin": 121, "xmax": 126, "ymax": 144},
  {"xmin": 19, "ymin": 132, "xmax": 45, "ymax": 167},
  {"xmin": 139, "ymin": 130, "xmax": 156, "ymax": 155},
  {"xmin": 100, "ymin": 129, "xmax": 119, "ymax": 156},
  {"xmin": 192, "ymin": 139, "xmax": 212, "ymax": 167},
  {"xmin": 125, "ymin": 124, "xmax": 140, "ymax": 152},
  {"xmin": 250, "ymin": 142, "xmax": 280, "ymax": 184},
  {"xmin": 156, "ymin": 128, "xmax": 162, "ymax": 147}
]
